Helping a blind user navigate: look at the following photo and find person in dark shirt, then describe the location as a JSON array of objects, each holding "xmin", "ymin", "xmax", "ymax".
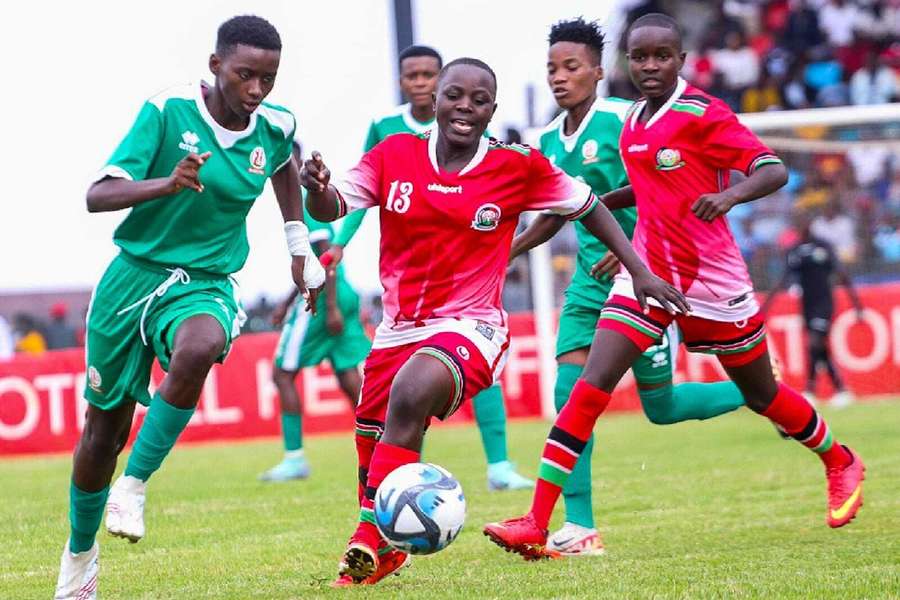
[
  {"xmin": 763, "ymin": 214, "xmax": 863, "ymax": 406},
  {"xmin": 45, "ymin": 302, "xmax": 78, "ymax": 350}
]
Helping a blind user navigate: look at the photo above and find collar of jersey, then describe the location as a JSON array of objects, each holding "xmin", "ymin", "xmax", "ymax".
[
  {"xmin": 194, "ymin": 81, "xmax": 259, "ymax": 149},
  {"xmin": 555, "ymin": 95, "xmax": 605, "ymax": 153},
  {"xmin": 427, "ymin": 123, "xmax": 489, "ymax": 177},
  {"xmin": 629, "ymin": 77, "xmax": 687, "ymax": 131},
  {"xmin": 401, "ymin": 103, "xmax": 434, "ymax": 133}
]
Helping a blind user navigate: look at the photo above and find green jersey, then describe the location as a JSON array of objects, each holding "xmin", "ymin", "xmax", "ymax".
[
  {"xmin": 538, "ymin": 96, "xmax": 636, "ymax": 309},
  {"xmin": 332, "ymin": 104, "xmax": 434, "ymax": 246},
  {"xmin": 101, "ymin": 82, "xmax": 296, "ymax": 275}
]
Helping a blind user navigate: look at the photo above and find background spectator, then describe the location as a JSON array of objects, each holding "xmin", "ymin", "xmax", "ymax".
[
  {"xmin": 850, "ymin": 50, "xmax": 898, "ymax": 103},
  {"xmin": 0, "ymin": 315, "xmax": 13, "ymax": 361},
  {"xmin": 44, "ymin": 302, "xmax": 78, "ymax": 350},
  {"xmin": 13, "ymin": 313, "xmax": 47, "ymax": 356}
]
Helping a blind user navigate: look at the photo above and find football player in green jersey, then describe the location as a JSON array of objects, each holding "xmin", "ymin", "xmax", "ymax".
[
  {"xmin": 509, "ymin": 18, "xmax": 747, "ymax": 557},
  {"xmin": 55, "ymin": 16, "xmax": 325, "ymax": 600},
  {"xmin": 324, "ymin": 45, "xmax": 533, "ymax": 492},
  {"xmin": 259, "ymin": 143, "xmax": 372, "ymax": 482}
]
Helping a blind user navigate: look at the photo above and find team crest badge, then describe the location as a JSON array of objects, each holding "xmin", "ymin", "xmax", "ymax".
[
  {"xmin": 471, "ymin": 203, "xmax": 501, "ymax": 231},
  {"xmin": 248, "ymin": 146, "xmax": 267, "ymax": 175},
  {"xmin": 655, "ymin": 147, "xmax": 685, "ymax": 171},
  {"xmin": 456, "ymin": 345, "xmax": 470, "ymax": 360},
  {"xmin": 581, "ymin": 139, "xmax": 599, "ymax": 164},
  {"xmin": 88, "ymin": 366, "xmax": 103, "ymax": 393}
]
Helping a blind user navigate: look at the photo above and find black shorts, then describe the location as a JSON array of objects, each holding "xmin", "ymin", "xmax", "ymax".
[{"xmin": 803, "ymin": 308, "xmax": 833, "ymax": 334}]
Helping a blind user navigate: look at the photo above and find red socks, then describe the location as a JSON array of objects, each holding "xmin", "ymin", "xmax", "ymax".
[
  {"xmin": 355, "ymin": 442, "xmax": 420, "ymax": 548},
  {"xmin": 530, "ymin": 379, "xmax": 610, "ymax": 530},
  {"xmin": 761, "ymin": 383, "xmax": 850, "ymax": 470}
]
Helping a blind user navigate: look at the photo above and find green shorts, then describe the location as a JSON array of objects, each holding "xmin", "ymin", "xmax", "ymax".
[
  {"xmin": 555, "ymin": 299, "xmax": 676, "ymax": 386},
  {"xmin": 84, "ymin": 253, "xmax": 244, "ymax": 410},
  {"xmin": 273, "ymin": 293, "xmax": 371, "ymax": 373}
]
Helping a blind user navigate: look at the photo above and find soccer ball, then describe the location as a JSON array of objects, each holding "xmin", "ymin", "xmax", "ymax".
[{"xmin": 373, "ymin": 462, "xmax": 466, "ymax": 555}]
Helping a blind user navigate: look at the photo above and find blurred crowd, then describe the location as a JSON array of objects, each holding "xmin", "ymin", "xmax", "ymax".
[{"xmin": 0, "ymin": 303, "xmax": 83, "ymax": 360}]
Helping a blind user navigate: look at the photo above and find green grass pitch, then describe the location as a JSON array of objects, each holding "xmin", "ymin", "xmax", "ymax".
[{"xmin": 3, "ymin": 400, "xmax": 899, "ymax": 599}]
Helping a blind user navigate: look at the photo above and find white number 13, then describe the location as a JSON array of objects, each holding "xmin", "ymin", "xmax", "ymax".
[{"xmin": 386, "ymin": 180, "xmax": 413, "ymax": 213}]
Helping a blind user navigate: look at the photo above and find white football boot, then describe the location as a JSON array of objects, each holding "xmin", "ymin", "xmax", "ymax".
[
  {"xmin": 54, "ymin": 540, "xmax": 99, "ymax": 600},
  {"xmin": 547, "ymin": 522, "xmax": 606, "ymax": 557},
  {"xmin": 105, "ymin": 475, "xmax": 146, "ymax": 542},
  {"xmin": 831, "ymin": 390, "xmax": 855, "ymax": 409}
]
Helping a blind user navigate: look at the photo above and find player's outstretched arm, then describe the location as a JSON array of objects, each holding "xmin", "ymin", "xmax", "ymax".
[
  {"xmin": 509, "ymin": 214, "xmax": 566, "ymax": 261},
  {"xmin": 300, "ymin": 151, "xmax": 342, "ymax": 222},
  {"xmin": 692, "ymin": 163, "xmax": 788, "ymax": 222},
  {"xmin": 273, "ymin": 157, "xmax": 325, "ymax": 312},
  {"xmin": 579, "ymin": 202, "xmax": 690, "ymax": 315},
  {"xmin": 86, "ymin": 152, "xmax": 212, "ymax": 212},
  {"xmin": 599, "ymin": 185, "xmax": 636, "ymax": 210}
]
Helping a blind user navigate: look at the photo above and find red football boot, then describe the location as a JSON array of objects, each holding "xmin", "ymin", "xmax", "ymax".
[
  {"xmin": 337, "ymin": 541, "xmax": 378, "ymax": 583},
  {"xmin": 826, "ymin": 445, "xmax": 865, "ymax": 528},
  {"xmin": 363, "ymin": 547, "xmax": 410, "ymax": 585},
  {"xmin": 483, "ymin": 513, "xmax": 556, "ymax": 561}
]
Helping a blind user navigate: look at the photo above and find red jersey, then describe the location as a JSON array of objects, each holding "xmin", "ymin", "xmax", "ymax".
[
  {"xmin": 333, "ymin": 127, "xmax": 596, "ymax": 354},
  {"xmin": 617, "ymin": 78, "xmax": 782, "ymax": 320}
]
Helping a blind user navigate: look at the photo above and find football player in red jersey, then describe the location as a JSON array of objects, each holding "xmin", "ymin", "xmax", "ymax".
[
  {"xmin": 300, "ymin": 57, "xmax": 687, "ymax": 585},
  {"xmin": 484, "ymin": 13, "xmax": 864, "ymax": 561}
]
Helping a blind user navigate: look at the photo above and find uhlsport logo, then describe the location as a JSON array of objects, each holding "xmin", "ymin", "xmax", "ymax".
[
  {"xmin": 581, "ymin": 139, "xmax": 599, "ymax": 164},
  {"xmin": 88, "ymin": 366, "xmax": 103, "ymax": 393},
  {"xmin": 655, "ymin": 147, "xmax": 685, "ymax": 171},
  {"xmin": 179, "ymin": 130, "xmax": 200, "ymax": 153},
  {"xmin": 471, "ymin": 203, "xmax": 501, "ymax": 231},
  {"xmin": 248, "ymin": 146, "xmax": 267, "ymax": 175}
]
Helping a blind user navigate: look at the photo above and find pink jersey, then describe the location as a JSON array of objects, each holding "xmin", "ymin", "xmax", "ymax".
[
  {"xmin": 618, "ymin": 78, "xmax": 782, "ymax": 320},
  {"xmin": 334, "ymin": 127, "xmax": 596, "ymax": 353}
]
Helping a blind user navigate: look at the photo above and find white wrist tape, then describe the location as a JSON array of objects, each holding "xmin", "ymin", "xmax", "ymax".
[{"xmin": 284, "ymin": 221, "xmax": 326, "ymax": 289}]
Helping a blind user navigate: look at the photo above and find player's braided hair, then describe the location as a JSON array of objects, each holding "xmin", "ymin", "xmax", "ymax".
[
  {"xmin": 548, "ymin": 17, "xmax": 606, "ymax": 65},
  {"xmin": 437, "ymin": 57, "xmax": 497, "ymax": 89},
  {"xmin": 216, "ymin": 15, "xmax": 282, "ymax": 56}
]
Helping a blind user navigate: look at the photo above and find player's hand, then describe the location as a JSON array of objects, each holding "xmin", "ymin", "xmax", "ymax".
[
  {"xmin": 291, "ymin": 256, "xmax": 321, "ymax": 315},
  {"xmin": 300, "ymin": 151, "xmax": 331, "ymax": 192},
  {"xmin": 691, "ymin": 191, "xmax": 737, "ymax": 222},
  {"xmin": 320, "ymin": 245, "xmax": 344, "ymax": 275},
  {"xmin": 590, "ymin": 251, "xmax": 620, "ymax": 281},
  {"xmin": 326, "ymin": 307, "xmax": 345, "ymax": 335},
  {"xmin": 271, "ymin": 301, "xmax": 290, "ymax": 327},
  {"xmin": 168, "ymin": 151, "xmax": 212, "ymax": 194},
  {"xmin": 632, "ymin": 270, "xmax": 691, "ymax": 315}
]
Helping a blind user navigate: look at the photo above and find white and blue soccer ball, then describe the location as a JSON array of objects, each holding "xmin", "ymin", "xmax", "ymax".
[{"xmin": 374, "ymin": 462, "xmax": 466, "ymax": 555}]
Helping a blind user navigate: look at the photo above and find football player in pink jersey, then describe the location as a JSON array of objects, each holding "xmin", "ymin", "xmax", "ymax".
[
  {"xmin": 300, "ymin": 57, "xmax": 687, "ymax": 585},
  {"xmin": 485, "ymin": 13, "xmax": 865, "ymax": 560}
]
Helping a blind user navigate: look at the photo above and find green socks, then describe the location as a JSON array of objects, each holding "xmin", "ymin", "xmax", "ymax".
[
  {"xmin": 69, "ymin": 482, "xmax": 109, "ymax": 553},
  {"xmin": 281, "ymin": 412, "xmax": 303, "ymax": 453},
  {"xmin": 124, "ymin": 392, "xmax": 195, "ymax": 482},
  {"xmin": 639, "ymin": 381, "xmax": 745, "ymax": 425},
  {"xmin": 472, "ymin": 384, "xmax": 508, "ymax": 465},
  {"xmin": 555, "ymin": 363, "xmax": 594, "ymax": 529}
]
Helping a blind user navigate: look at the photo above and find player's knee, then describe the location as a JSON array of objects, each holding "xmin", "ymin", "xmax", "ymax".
[
  {"xmin": 80, "ymin": 426, "xmax": 124, "ymax": 460},
  {"xmin": 171, "ymin": 335, "xmax": 224, "ymax": 374},
  {"xmin": 272, "ymin": 367, "xmax": 296, "ymax": 387},
  {"xmin": 638, "ymin": 386, "xmax": 679, "ymax": 425}
]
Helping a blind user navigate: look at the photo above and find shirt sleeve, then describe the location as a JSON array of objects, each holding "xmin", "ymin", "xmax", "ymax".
[
  {"xmin": 271, "ymin": 115, "xmax": 298, "ymax": 174},
  {"xmin": 702, "ymin": 100, "xmax": 783, "ymax": 176},
  {"xmin": 524, "ymin": 149, "xmax": 597, "ymax": 221},
  {"xmin": 333, "ymin": 209, "xmax": 367, "ymax": 246},
  {"xmin": 363, "ymin": 121, "xmax": 381, "ymax": 152},
  {"xmin": 96, "ymin": 101, "xmax": 164, "ymax": 181},
  {"xmin": 332, "ymin": 143, "xmax": 384, "ymax": 217}
]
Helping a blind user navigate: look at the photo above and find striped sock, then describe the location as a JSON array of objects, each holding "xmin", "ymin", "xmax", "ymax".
[
  {"xmin": 531, "ymin": 380, "xmax": 610, "ymax": 530},
  {"xmin": 355, "ymin": 442, "xmax": 420, "ymax": 549},
  {"xmin": 760, "ymin": 383, "xmax": 851, "ymax": 470},
  {"xmin": 354, "ymin": 429, "xmax": 378, "ymax": 505}
]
